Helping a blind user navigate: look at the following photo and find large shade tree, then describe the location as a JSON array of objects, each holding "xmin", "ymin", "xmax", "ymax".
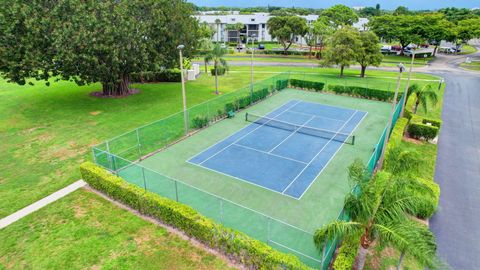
[
  {"xmin": 321, "ymin": 4, "xmax": 359, "ymax": 28},
  {"xmin": 0, "ymin": 0, "xmax": 199, "ymax": 96},
  {"xmin": 322, "ymin": 26, "xmax": 361, "ymax": 76},
  {"xmin": 267, "ymin": 16, "xmax": 308, "ymax": 54},
  {"xmin": 355, "ymin": 31, "xmax": 383, "ymax": 78},
  {"xmin": 419, "ymin": 14, "xmax": 457, "ymax": 56}
]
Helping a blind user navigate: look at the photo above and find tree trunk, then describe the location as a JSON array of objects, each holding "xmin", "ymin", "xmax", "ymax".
[
  {"xmin": 308, "ymin": 46, "xmax": 312, "ymax": 59},
  {"xmin": 340, "ymin": 65, "xmax": 345, "ymax": 77},
  {"xmin": 433, "ymin": 45, "xmax": 438, "ymax": 57},
  {"xmin": 360, "ymin": 65, "xmax": 367, "ymax": 78},
  {"xmin": 355, "ymin": 245, "xmax": 369, "ymax": 270},
  {"xmin": 102, "ymin": 75, "xmax": 131, "ymax": 96},
  {"xmin": 214, "ymin": 63, "xmax": 219, "ymax": 95},
  {"xmin": 414, "ymin": 100, "xmax": 420, "ymax": 114},
  {"xmin": 204, "ymin": 60, "xmax": 208, "ymax": 74},
  {"xmin": 396, "ymin": 251, "xmax": 405, "ymax": 270}
]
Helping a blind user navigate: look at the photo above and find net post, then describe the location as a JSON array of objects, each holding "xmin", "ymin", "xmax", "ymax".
[
  {"xmin": 352, "ymin": 135, "xmax": 355, "ymax": 145},
  {"xmin": 245, "ymin": 112, "xmax": 248, "ymax": 122}
]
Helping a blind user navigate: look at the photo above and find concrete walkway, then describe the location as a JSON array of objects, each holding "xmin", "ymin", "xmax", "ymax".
[{"xmin": 0, "ymin": 180, "xmax": 86, "ymax": 229}]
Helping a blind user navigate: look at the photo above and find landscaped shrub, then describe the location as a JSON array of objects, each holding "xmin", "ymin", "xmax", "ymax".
[
  {"xmin": 191, "ymin": 116, "xmax": 209, "ymax": 129},
  {"xmin": 289, "ymin": 79, "xmax": 325, "ymax": 92},
  {"xmin": 276, "ymin": 79, "xmax": 289, "ymax": 90},
  {"xmin": 327, "ymin": 85, "xmax": 396, "ymax": 101},
  {"xmin": 80, "ymin": 162, "xmax": 311, "ymax": 270},
  {"xmin": 407, "ymin": 177, "xmax": 440, "ymax": 218},
  {"xmin": 387, "ymin": 118, "xmax": 409, "ymax": 150},
  {"xmin": 407, "ymin": 123, "xmax": 439, "ymax": 141},
  {"xmin": 211, "ymin": 67, "xmax": 226, "ymax": 76},
  {"xmin": 332, "ymin": 237, "xmax": 359, "ymax": 270},
  {"xmin": 225, "ymin": 102, "xmax": 236, "ymax": 113},
  {"xmin": 131, "ymin": 69, "xmax": 182, "ymax": 83},
  {"xmin": 237, "ymin": 96, "xmax": 251, "ymax": 109},
  {"xmin": 421, "ymin": 117, "xmax": 442, "ymax": 128},
  {"xmin": 251, "ymin": 87, "xmax": 270, "ymax": 102}
]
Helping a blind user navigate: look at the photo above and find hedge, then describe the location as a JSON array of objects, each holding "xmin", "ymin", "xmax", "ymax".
[
  {"xmin": 407, "ymin": 177, "xmax": 440, "ymax": 218},
  {"xmin": 80, "ymin": 162, "xmax": 311, "ymax": 270},
  {"xmin": 407, "ymin": 123, "xmax": 439, "ymax": 141},
  {"xmin": 387, "ymin": 118, "xmax": 409, "ymax": 151},
  {"xmin": 421, "ymin": 117, "xmax": 442, "ymax": 128},
  {"xmin": 332, "ymin": 237, "xmax": 359, "ymax": 270},
  {"xmin": 289, "ymin": 79, "xmax": 325, "ymax": 92},
  {"xmin": 276, "ymin": 79, "xmax": 289, "ymax": 90},
  {"xmin": 327, "ymin": 85, "xmax": 396, "ymax": 101},
  {"xmin": 131, "ymin": 69, "xmax": 181, "ymax": 83},
  {"xmin": 191, "ymin": 116, "xmax": 209, "ymax": 129},
  {"xmin": 211, "ymin": 67, "xmax": 226, "ymax": 76}
]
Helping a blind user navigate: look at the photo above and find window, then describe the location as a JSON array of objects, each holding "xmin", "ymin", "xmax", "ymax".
[
  {"xmin": 262, "ymin": 24, "xmax": 266, "ymax": 28},
  {"xmin": 251, "ymin": 18, "xmax": 255, "ymax": 22},
  {"xmin": 231, "ymin": 18, "xmax": 235, "ymax": 22}
]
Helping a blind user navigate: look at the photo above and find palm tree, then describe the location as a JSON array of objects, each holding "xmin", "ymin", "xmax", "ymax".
[
  {"xmin": 214, "ymin": 19, "xmax": 221, "ymax": 42},
  {"xmin": 314, "ymin": 160, "xmax": 441, "ymax": 270},
  {"xmin": 407, "ymin": 84, "xmax": 439, "ymax": 114},
  {"xmin": 204, "ymin": 44, "xmax": 228, "ymax": 95}
]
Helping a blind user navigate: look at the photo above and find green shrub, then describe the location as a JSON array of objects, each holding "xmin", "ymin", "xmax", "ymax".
[
  {"xmin": 237, "ymin": 96, "xmax": 251, "ymax": 109},
  {"xmin": 332, "ymin": 237, "xmax": 359, "ymax": 270},
  {"xmin": 225, "ymin": 102, "xmax": 236, "ymax": 113},
  {"xmin": 404, "ymin": 109, "xmax": 413, "ymax": 121},
  {"xmin": 276, "ymin": 79, "xmax": 289, "ymax": 90},
  {"xmin": 407, "ymin": 177, "xmax": 440, "ymax": 218},
  {"xmin": 131, "ymin": 69, "xmax": 182, "ymax": 83},
  {"xmin": 387, "ymin": 118, "xmax": 409, "ymax": 151},
  {"xmin": 80, "ymin": 162, "xmax": 311, "ymax": 270},
  {"xmin": 327, "ymin": 85, "xmax": 396, "ymax": 101},
  {"xmin": 191, "ymin": 116, "xmax": 209, "ymax": 129},
  {"xmin": 407, "ymin": 123, "xmax": 439, "ymax": 141},
  {"xmin": 422, "ymin": 118, "xmax": 442, "ymax": 128},
  {"xmin": 211, "ymin": 67, "xmax": 226, "ymax": 76},
  {"xmin": 289, "ymin": 79, "xmax": 325, "ymax": 92},
  {"xmin": 251, "ymin": 87, "xmax": 270, "ymax": 102}
]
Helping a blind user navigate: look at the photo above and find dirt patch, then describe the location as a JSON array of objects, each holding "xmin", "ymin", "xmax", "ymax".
[
  {"xmin": 89, "ymin": 89, "xmax": 140, "ymax": 98},
  {"xmin": 403, "ymin": 136, "xmax": 423, "ymax": 145},
  {"xmin": 74, "ymin": 204, "xmax": 86, "ymax": 218},
  {"xmin": 89, "ymin": 111, "xmax": 102, "ymax": 116}
]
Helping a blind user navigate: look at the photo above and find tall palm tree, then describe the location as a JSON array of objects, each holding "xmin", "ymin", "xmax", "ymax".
[
  {"xmin": 204, "ymin": 44, "xmax": 228, "ymax": 95},
  {"xmin": 314, "ymin": 161, "xmax": 441, "ymax": 270},
  {"xmin": 407, "ymin": 84, "xmax": 439, "ymax": 114}
]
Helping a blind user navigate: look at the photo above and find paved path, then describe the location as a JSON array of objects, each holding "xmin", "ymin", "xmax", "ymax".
[
  {"xmin": 426, "ymin": 47, "xmax": 480, "ymax": 269},
  {"xmin": 0, "ymin": 180, "xmax": 86, "ymax": 229}
]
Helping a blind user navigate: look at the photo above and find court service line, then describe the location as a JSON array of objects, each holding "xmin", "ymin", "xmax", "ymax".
[
  {"xmin": 233, "ymin": 143, "xmax": 308, "ymax": 165},
  {"xmin": 198, "ymin": 100, "xmax": 302, "ymax": 166},
  {"xmin": 267, "ymin": 115, "xmax": 316, "ymax": 154},
  {"xmin": 297, "ymin": 111, "xmax": 368, "ymax": 200},
  {"xmin": 188, "ymin": 100, "xmax": 300, "ymax": 162},
  {"xmin": 287, "ymin": 109, "xmax": 347, "ymax": 124},
  {"xmin": 281, "ymin": 110, "xmax": 358, "ymax": 194}
]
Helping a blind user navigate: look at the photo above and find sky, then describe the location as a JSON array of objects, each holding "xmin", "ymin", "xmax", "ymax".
[{"xmin": 188, "ymin": 0, "xmax": 480, "ymax": 10}]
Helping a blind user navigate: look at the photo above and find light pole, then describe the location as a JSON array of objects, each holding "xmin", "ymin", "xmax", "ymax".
[
  {"xmin": 250, "ymin": 33, "xmax": 256, "ymax": 102},
  {"xmin": 177, "ymin": 44, "xmax": 188, "ymax": 135},
  {"xmin": 378, "ymin": 63, "xmax": 405, "ymax": 170},
  {"xmin": 400, "ymin": 48, "xmax": 416, "ymax": 117}
]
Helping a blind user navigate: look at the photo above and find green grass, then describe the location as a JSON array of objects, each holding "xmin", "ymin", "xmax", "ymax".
[
  {"xmin": 0, "ymin": 189, "xmax": 234, "ymax": 270},
  {"xmin": 459, "ymin": 44, "xmax": 478, "ymax": 55},
  {"xmin": 460, "ymin": 61, "xmax": 480, "ymax": 71}
]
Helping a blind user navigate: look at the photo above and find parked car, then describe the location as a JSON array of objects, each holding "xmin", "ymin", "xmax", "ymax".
[
  {"xmin": 381, "ymin": 45, "xmax": 391, "ymax": 53},
  {"xmin": 236, "ymin": 43, "xmax": 246, "ymax": 50},
  {"xmin": 258, "ymin": 44, "xmax": 265, "ymax": 50}
]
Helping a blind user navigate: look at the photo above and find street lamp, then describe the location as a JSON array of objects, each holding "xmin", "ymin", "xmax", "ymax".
[
  {"xmin": 400, "ymin": 47, "xmax": 416, "ymax": 117},
  {"xmin": 249, "ymin": 33, "xmax": 256, "ymax": 102},
  {"xmin": 177, "ymin": 44, "xmax": 188, "ymax": 135},
  {"xmin": 378, "ymin": 63, "xmax": 405, "ymax": 170}
]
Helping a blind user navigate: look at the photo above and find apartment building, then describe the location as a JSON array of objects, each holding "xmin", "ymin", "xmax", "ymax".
[{"xmin": 195, "ymin": 13, "xmax": 369, "ymax": 45}]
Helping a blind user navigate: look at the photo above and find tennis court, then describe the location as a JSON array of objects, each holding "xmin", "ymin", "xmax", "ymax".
[{"xmin": 188, "ymin": 100, "xmax": 367, "ymax": 199}]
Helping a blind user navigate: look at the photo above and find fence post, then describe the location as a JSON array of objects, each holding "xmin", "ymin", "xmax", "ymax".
[
  {"xmin": 175, "ymin": 180, "xmax": 179, "ymax": 202},
  {"xmin": 136, "ymin": 128, "xmax": 141, "ymax": 156},
  {"xmin": 105, "ymin": 141, "xmax": 113, "ymax": 171},
  {"xmin": 141, "ymin": 167, "xmax": 147, "ymax": 191},
  {"xmin": 321, "ymin": 239, "xmax": 328, "ymax": 270},
  {"xmin": 92, "ymin": 148, "xmax": 97, "ymax": 164}
]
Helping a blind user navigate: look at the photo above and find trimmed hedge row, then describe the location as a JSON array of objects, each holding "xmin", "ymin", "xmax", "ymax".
[
  {"xmin": 328, "ymin": 85, "xmax": 396, "ymax": 101},
  {"xmin": 131, "ymin": 69, "xmax": 182, "ymax": 83},
  {"xmin": 422, "ymin": 117, "xmax": 442, "ymax": 128},
  {"xmin": 224, "ymin": 87, "xmax": 271, "ymax": 113},
  {"xmin": 387, "ymin": 118, "xmax": 409, "ymax": 150},
  {"xmin": 289, "ymin": 79, "xmax": 325, "ymax": 92},
  {"xmin": 80, "ymin": 162, "xmax": 311, "ymax": 270},
  {"xmin": 332, "ymin": 237, "xmax": 359, "ymax": 270},
  {"xmin": 276, "ymin": 79, "xmax": 289, "ymax": 90},
  {"xmin": 407, "ymin": 123, "xmax": 439, "ymax": 141}
]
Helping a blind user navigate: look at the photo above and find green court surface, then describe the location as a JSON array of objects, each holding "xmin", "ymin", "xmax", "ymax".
[{"xmin": 112, "ymin": 88, "xmax": 390, "ymax": 266}]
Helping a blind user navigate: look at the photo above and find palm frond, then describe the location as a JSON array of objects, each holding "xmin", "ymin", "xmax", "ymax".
[{"xmin": 313, "ymin": 220, "xmax": 363, "ymax": 248}]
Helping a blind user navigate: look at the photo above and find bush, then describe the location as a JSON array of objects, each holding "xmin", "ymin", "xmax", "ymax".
[
  {"xmin": 387, "ymin": 118, "xmax": 409, "ymax": 150},
  {"xmin": 237, "ymin": 96, "xmax": 251, "ymax": 110},
  {"xmin": 211, "ymin": 67, "xmax": 226, "ymax": 76},
  {"xmin": 422, "ymin": 117, "xmax": 442, "ymax": 128},
  {"xmin": 333, "ymin": 237, "xmax": 359, "ymax": 270},
  {"xmin": 407, "ymin": 123, "xmax": 439, "ymax": 141},
  {"xmin": 225, "ymin": 102, "xmax": 236, "ymax": 113},
  {"xmin": 276, "ymin": 79, "xmax": 289, "ymax": 90},
  {"xmin": 327, "ymin": 85, "xmax": 396, "ymax": 101},
  {"xmin": 251, "ymin": 87, "xmax": 270, "ymax": 103},
  {"xmin": 131, "ymin": 69, "xmax": 182, "ymax": 83},
  {"xmin": 191, "ymin": 116, "xmax": 209, "ymax": 129},
  {"xmin": 289, "ymin": 79, "xmax": 325, "ymax": 92},
  {"xmin": 407, "ymin": 177, "xmax": 440, "ymax": 218},
  {"xmin": 80, "ymin": 162, "xmax": 311, "ymax": 270}
]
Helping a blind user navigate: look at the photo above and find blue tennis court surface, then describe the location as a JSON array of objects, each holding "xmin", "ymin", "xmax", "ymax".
[{"xmin": 188, "ymin": 100, "xmax": 367, "ymax": 199}]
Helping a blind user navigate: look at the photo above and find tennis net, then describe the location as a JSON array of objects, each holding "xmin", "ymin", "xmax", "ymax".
[{"xmin": 245, "ymin": 112, "xmax": 355, "ymax": 145}]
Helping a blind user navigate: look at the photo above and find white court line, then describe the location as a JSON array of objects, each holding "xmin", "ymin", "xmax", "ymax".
[
  {"xmin": 188, "ymin": 100, "xmax": 300, "ymax": 163},
  {"xmin": 294, "ymin": 99, "xmax": 368, "ymax": 116},
  {"xmin": 286, "ymin": 108, "xmax": 347, "ymax": 124},
  {"xmin": 296, "ymin": 111, "xmax": 368, "ymax": 200},
  {"xmin": 233, "ymin": 143, "xmax": 308, "ymax": 165},
  {"xmin": 281, "ymin": 110, "xmax": 358, "ymax": 194},
  {"xmin": 186, "ymin": 160, "xmax": 301, "ymax": 200},
  {"xmin": 268, "ymin": 115, "xmax": 316, "ymax": 154},
  {"xmin": 198, "ymin": 100, "xmax": 302, "ymax": 166}
]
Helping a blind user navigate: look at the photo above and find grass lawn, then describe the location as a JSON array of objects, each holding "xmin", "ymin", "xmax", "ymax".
[
  {"xmin": 459, "ymin": 44, "xmax": 478, "ymax": 55},
  {"xmin": 460, "ymin": 61, "xmax": 480, "ymax": 71},
  {"xmin": 0, "ymin": 189, "xmax": 235, "ymax": 270}
]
